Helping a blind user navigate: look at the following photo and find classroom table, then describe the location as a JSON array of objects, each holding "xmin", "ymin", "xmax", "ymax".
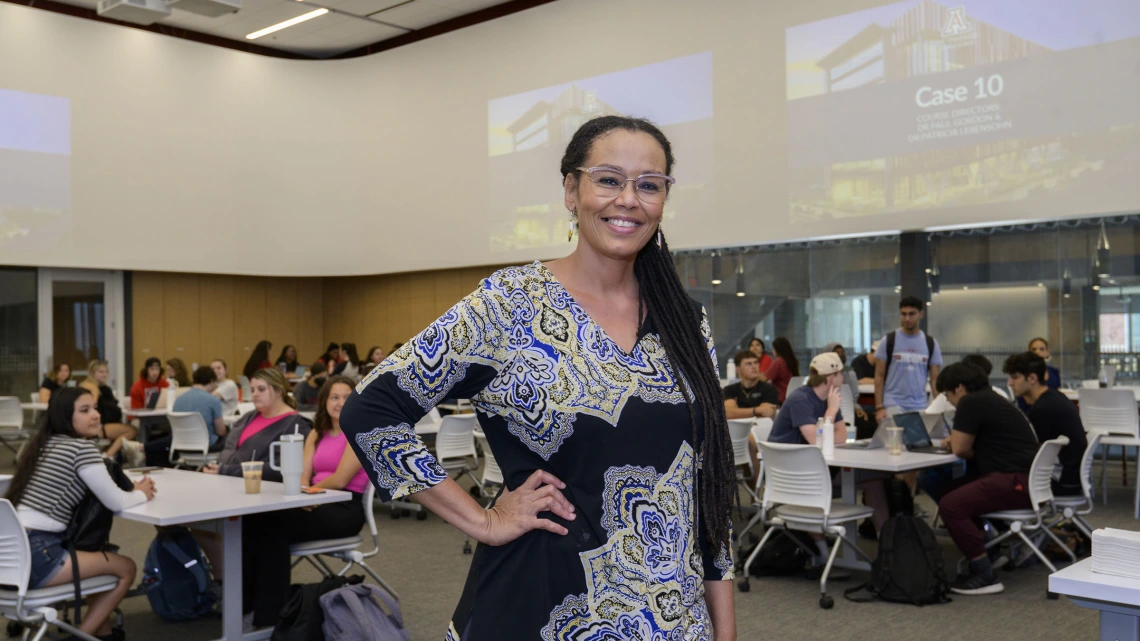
[
  {"xmin": 118, "ymin": 468, "xmax": 351, "ymax": 641},
  {"xmin": 1050, "ymin": 557, "xmax": 1140, "ymax": 641},
  {"xmin": 18, "ymin": 402, "xmax": 47, "ymax": 412},
  {"xmin": 823, "ymin": 446, "xmax": 961, "ymax": 571}
]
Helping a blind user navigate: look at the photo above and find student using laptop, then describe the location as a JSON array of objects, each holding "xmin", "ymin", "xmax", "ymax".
[
  {"xmin": 129, "ymin": 357, "xmax": 169, "ymax": 409},
  {"xmin": 769, "ymin": 352, "xmax": 890, "ymax": 535},
  {"xmin": 1004, "ymin": 351, "xmax": 1087, "ymax": 496},
  {"xmin": 935, "ymin": 362, "xmax": 1040, "ymax": 596}
]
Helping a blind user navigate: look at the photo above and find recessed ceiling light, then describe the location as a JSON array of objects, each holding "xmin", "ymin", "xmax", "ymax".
[
  {"xmin": 246, "ymin": 8, "xmax": 327, "ymax": 39},
  {"xmin": 963, "ymin": 286, "xmax": 969, "ymax": 290},
  {"xmin": 1037, "ymin": 282, "xmax": 1044, "ymax": 287}
]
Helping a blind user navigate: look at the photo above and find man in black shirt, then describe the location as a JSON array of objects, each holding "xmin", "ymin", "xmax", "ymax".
[
  {"xmin": 723, "ymin": 351, "xmax": 780, "ymax": 420},
  {"xmin": 850, "ymin": 341, "xmax": 878, "ymax": 384},
  {"xmin": 936, "ymin": 363, "xmax": 1041, "ymax": 596},
  {"xmin": 1004, "ymin": 351, "xmax": 1087, "ymax": 496}
]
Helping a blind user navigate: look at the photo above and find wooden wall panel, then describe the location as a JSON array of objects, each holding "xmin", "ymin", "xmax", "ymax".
[
  {"xmin": 162, "ymin": 273, "xmax": 201, "ymax": 369},
  {"xmin": 131, "ymin": 272, "xmax": 165, "ymax": 374},
  {"xmin": 232, "ymin": 279, "xmax": 268, "ymax": 375},
  {"xmin": 296, "ymin": 278, "xmax": 324, "ymax": 368},
  {"xmin": 199, "ymin": 275, "xmax": 235, "ymax": 374},
  {"xmin": 264, "ymin": 279, "xmax": 298, "ymax": 363}
]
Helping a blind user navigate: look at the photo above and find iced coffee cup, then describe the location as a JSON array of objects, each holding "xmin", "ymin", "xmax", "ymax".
[{"xmin": 242, "ymin": 461, "xmax": 264, "ymax": 494}]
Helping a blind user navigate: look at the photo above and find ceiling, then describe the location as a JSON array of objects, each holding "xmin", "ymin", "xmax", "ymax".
[{"xmin": 43, "ymin": 0, "xmax": 522, "ymax": 58}]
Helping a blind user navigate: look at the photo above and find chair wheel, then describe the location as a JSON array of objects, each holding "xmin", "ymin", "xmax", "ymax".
[
  {"xmin": 1047, "ymin": 591, "xmax": 1059, "ymax": 600},
  {"xmin": 390, "ymin": 510, "xmax": 401, "ymax": 520},
  {"xmin": 7, "ymin": 621, "xmax": 24, "ymax": 637},
  {"xmin": 463, "ymin": 543, "xmax": 472, "ymax": 554},
  {"xmin": 416, "ymin": 510, "xmax": 428, "ymax": 521},
  {"xmin": 737, "ymin": 579, "xmax": 750, "ymax": 593},
  {"xmin": 820, "ymin": 595, "xmax": 834, "ymax": 609},
  {"xmin": 469, "ymin": 486, "xmax": 481, "ymax": 498}
]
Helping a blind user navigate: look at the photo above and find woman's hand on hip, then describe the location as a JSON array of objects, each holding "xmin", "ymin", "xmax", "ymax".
[{"xmin": 479, "ymin": 470, "xmax": 575, "ymax": 546}]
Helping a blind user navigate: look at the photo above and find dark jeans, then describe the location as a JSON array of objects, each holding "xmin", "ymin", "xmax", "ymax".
[
  {"xmin": 939, "ymin": 472, "xmax": 1031, "ymax": 559},
  {"xmin": 243, "ymin": 493, "xmax": 366, "ymax": 626},
  {"xmin": 145, "ymin": 435, "xmax": 225, "ymax": 467},
  {"xmin": 918, "ymin": 460, "xmax": 971, "ymax": 504}
]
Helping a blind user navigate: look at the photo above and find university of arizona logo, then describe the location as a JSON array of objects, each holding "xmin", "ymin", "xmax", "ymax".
[{"xmin": 941, "ymin": 6, "xmax": 971, "ymax": 38}]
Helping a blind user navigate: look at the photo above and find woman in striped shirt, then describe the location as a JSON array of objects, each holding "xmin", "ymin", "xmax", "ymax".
[{"xmin": 4, "ymin": 387, "xmax": 157, "ymax": 641}]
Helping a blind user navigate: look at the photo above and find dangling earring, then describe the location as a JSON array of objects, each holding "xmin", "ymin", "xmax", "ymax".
[
  {"xmin": 568, "ymin": 211, "xmax": 577, "ymax": 242},
  {"xmin": 656, "ymin": 226, "xmax": 663, "ymax": 249}
]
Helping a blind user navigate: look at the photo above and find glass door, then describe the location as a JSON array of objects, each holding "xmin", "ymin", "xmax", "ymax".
[{"xmin": 37, "ymin": 269, "xmax": 125, "ymax": 396}]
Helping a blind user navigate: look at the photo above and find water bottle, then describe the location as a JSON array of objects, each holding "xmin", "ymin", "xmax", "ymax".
[
  {"xmin": 1099, "ymin": 366, "xmax": 1108, "ymax": 388},
  {"xmin": 815, "ymin": 418, "xmax": 825, "ymax": 451},
  {"xmin": 725, "ymin": 359, "xmax": 737, "ymax": 381},
  {"xmin": 822, "ymin": 417, "xmax": 835, "ymax": 458},
  {"xmin": 270, "ymin": 430, "xmax": 305, "ymax": 495}
]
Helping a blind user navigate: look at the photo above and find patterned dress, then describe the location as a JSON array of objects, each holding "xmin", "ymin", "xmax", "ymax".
[{"xmin": 341, "ymin": 261, "xmax": 733, "ymax": 641}]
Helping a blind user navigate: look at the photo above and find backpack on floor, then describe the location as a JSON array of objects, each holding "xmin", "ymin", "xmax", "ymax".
[
  {"xmin": 743, "ymin": 529, "xmax": 815, "ymax": 577},
  {"xmin": 271, "ymin": 575, "xmax": 362, "ymax": 641},
  {"xmin": 141, "ymin": 527, "xmax": 218, "ymax": 621},
  {"xmin": 321, "ymin": 582, "xmax": 409, "ymax": 641},
  {"xmin": 885, "ymin": 478, "xmax": 915, "ymax": 517},
  {"xmin": 844, "ymin": 515, "xmax": 951, "ymax": 606}
]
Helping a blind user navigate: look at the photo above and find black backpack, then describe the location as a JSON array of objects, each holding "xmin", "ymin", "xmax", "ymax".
[
  {"xmin": 885, "ymin": 478, "xmax": 915, "ymax": 517},
  {"xmin": 62, "ymin": 458, "xmax": 134, "ymax": 624},
  {"xmin": 844, "ymin": 516, "xmax": 951, "ymax": 606},
  {"xmin": 743, "ymin": 530, "xmax": 815, "ymax": 577},
  {"xmin": 271, "ymin": 574, "xmax": 364, "ymax": 641}
]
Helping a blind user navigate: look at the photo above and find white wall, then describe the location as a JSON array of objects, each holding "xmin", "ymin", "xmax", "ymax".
[{"xmin": 1, "ymin": 0, "xmax": 1137, "ymax": 276}]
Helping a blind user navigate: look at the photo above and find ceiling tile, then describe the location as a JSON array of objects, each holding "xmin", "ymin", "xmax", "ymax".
[
  {"xmin": 273, "ymin": 19, "xmax": 399, "ymax": 55},
  {"xmin": 364, "ymin": 0, "xmax": 459, "ymax": 29},
  {"xmin": 209, "ymin": 2, "xmax": 327, "ymax": 39}
]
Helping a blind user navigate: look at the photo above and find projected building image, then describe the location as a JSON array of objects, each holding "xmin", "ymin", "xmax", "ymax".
[
  {"xmin": 487, "ymin": 52, "xmax": 713, "ymax": 253},
  {"xmin": 0, "ymin": 88, "xmax": 71, "ymax": 248},
  {"xmin": 785, "ymin": 0, "xmax": 1140, "ymax": 222}
]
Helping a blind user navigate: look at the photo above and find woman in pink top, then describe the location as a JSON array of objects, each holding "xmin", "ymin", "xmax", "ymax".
[{"xmin": 240, "ymin": 375, "xmax": 368, "ymax": 629}]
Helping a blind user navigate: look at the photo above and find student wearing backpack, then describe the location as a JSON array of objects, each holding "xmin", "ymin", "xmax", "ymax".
[
  {"xmin": 935, "ymin": 363, "xmax": 1040, "ymax": 596},
  {"xmin": 873, "ymin": 296, "xmax": 942, "ymax": 422},
  {"xmin": 241, "ymin": 375, "xmax": 368, "ymax": 629},
  {"xmin": 4, "ymin": 387, "xmax": 157, "ymax": 640}
]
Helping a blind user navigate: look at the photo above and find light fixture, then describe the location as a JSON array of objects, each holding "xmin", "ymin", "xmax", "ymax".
[
  {"xmin": 711, "ymin": 253, "xmax": 722, "ymax": 286},
  {"xmin": 1092, "ymin": 272, "xmax": 1101, "ymax": 291},
  {"xmin": 1036, "ymin": 282, "xmax": 1044, "ymax": 288},
  {"xmin": 926, "ymin": 300, "xmax": 932, "ymax": 306},
  {"xmin": 735, "ymin": 255, "xmax": 745, "ymax": 297},
  {"xmin": 246, "ymin": 8, "xmax": 328, "ymax": 39},
  {"xmin": 839, "ymin": 291, "xmax": 845, "ymax": 296},
  {"xmin": 963, "ymin": 286, "xmax": 969, "ymax": 290},
  {"xmin": 1096, "ymin": 220, "xmax": 1111, "ymax": 278},
  {"xmin": 1062, "ymin": 269, "xmax": 1071, "ymax": 299}
]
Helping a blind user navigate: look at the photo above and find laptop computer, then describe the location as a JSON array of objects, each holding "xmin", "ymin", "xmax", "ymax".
[
  {"xmin": 144, "ymin": 387, "xmax": 161, "ymax": 409},
  {"xmin": 294, "ymin": 365, "xmax": 307, "ymax": 379},
  {"xmin": 895, "ymin": 411, "xmax": 951, "ymax": 454},
  {"xmin": 837, "ymin": 420, "xmax": 890, "ymax": 450}
]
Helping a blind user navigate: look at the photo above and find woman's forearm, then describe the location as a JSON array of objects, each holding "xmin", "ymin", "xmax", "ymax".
[
  {"xmin": 414, "ymin": 477, "xmax": 492, "ymax": 542},
  {"xmin": 704, "ymin": 579, "xmax": 736, "ymax": 640}
]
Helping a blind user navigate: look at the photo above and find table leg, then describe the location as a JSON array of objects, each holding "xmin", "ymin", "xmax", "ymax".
[
  {"xmin": 218, "ymin": 516, "xmax": 243, "ymax": 641},
  {"xmin": 832, "ymin": 467, "xmax": 870, "ymax": 572},
  {"xmin": 1101, "ymin": 611, "xmax": 1140, "ymax": 641}
]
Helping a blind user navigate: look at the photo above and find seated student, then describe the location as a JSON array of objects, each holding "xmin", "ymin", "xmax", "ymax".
[
  {"xmin": 332, "ymin": 342, "xmax": 362, "ymax": 380},
  {"xmin": 4, "ymin": 387, "xmax": 156, "ymax": 640},
  {"xmin": 935, "ymin": 362, "xmax": 1040, "ymax": 596},
  {"xmin": 294, "ymin": 362, "xmax": 328, "ymax": 410},
  {"xmin": 210, "ymin": 359, "xmax": 240, "ymax": 415},
  {"xmin": 764, "ymin": 337, "xmax": 800, "ymax": 403},
  {"xmin": 38, "ymin": 362, "xmax": 71, "ymax": 403},
  {"xmin": 1004, "ymin": 351, "xmax": 1087, "ymax": 496},
  {"xmin": 850, "ymin": 341, "xmax": 879, "ymax": 385},
  {"xmin": 316, "ymin": 342, "xmax": 341, "ymax": 372},
  {"xmin": 723, "ymin": 351, "xmax": 780, "ymax": 420},
  {"xmin": 242, "ymin": 340, "xmax": 274, "ymax": 381},
  {"xmin": 242, "ymin": 376, "xmax": 367, "ymax": 628},
  {"xmin": 78, "ymin": 359, "xmax": 138, "ymax": 458},
  {"xmin": 165, "ymin": 358, "xmax": 191, "ymax": 388},
  {"xmin": 274, "ymin": 344, "xmax": 301, "ymax": 380},
  {"xmin": 129, "ymin": 357, "xmax": 169, "ymax": 409},
  {"xmin": 145, "ymin": 366, "xmax": 228, "ymax": 466},
  {"xmin": 361, "ymin": 345, "xmax": 386, "ymax": 376},
  {"xmin": 768, "ymin": 352, "xmax": 890, "ymax": 540},
  {"xmin": 748, "ymin": 338, "xmax": 774, "ymax": 375},
  {"xmin": 1027, "ymin": 338, "xmax": 1061, "ymax": 389}
]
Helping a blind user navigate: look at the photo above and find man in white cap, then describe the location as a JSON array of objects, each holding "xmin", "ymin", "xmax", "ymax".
[
  {"xmin": 768, "ymin": 351, "xmax": 847, "ymax": 446},
  {"xmin": 768, "ymin": 351, "xmax": 891, "ymax": 541}
]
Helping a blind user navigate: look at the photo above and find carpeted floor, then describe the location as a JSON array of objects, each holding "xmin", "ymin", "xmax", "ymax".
[{"xmin": 4, "ymin": 445, "xmax": 1134, "ymax": 641}]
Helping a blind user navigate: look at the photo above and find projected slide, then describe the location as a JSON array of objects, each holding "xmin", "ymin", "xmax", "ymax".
[
  {"xmin": 0, "ymin": 88, "xmax": 70, "ymax": 246},
  {"xmin": 786, "ymin": 0, "xmax": 1140, "ymax": 222},
  {"xmin": 487, "ymin": 52, "xmax": 713, "ymax": 253}
]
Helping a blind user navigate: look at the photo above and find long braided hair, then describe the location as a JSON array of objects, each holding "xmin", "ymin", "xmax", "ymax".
[{"xmin": 559, "ymin": 115, "xmax": 734, "ymax": 551}]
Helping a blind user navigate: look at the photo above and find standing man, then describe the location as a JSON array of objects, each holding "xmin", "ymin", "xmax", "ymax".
[{"xmin": 874, "ymin": 296, "xmax": 943, "ymax": 422}]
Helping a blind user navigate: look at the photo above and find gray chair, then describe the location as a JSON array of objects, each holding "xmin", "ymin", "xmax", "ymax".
[{"xmin": 0, "ymin": 396, "xmax": 30, "ymax": 458}]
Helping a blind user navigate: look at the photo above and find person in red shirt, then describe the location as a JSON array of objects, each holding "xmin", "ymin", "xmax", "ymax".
[
  {"xmin": 748, "ymin": 338, "xmax": 774, "ymax": 375},
  {"xmin": 129, "ymin": 357, "xmax": 169, "ymax": 409},
  {"xmin": 764, "ymin": 337, "xmax": 801, "ymax": 402}
]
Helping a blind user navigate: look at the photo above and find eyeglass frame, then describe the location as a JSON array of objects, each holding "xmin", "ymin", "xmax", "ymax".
[{"xmin": 574, "ymin": 166, "xmax": 675, "ymax": 202}]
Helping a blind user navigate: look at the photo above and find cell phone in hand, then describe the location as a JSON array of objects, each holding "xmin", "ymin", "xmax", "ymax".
[{"xmin": 301, "ymin": 486, "xmax": 326, "ymax": 494}]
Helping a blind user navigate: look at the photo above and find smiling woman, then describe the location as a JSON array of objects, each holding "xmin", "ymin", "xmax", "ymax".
[{"xmin": 341, "ymin": 115, "xmax": 737, "ymax": 640}]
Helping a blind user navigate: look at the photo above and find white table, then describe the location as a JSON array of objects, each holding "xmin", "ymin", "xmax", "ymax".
[
  {"xmin": 19, "ymin": 402, "xmax": 47, "ymax": 412},
  {"xmin": 824, "ymin": 447, "xmax": 961, "ymax": 571},
  {"xmin": 122, "ymin": 408, "xmax": 168, "ymax": 418},
  {"xmin": 1051, "ymin": 557, "xmax": 1140, "ymax": 641},
  {"xmin": 118, "ymin": 468, "xmax": 350, "ymax": 641}
]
